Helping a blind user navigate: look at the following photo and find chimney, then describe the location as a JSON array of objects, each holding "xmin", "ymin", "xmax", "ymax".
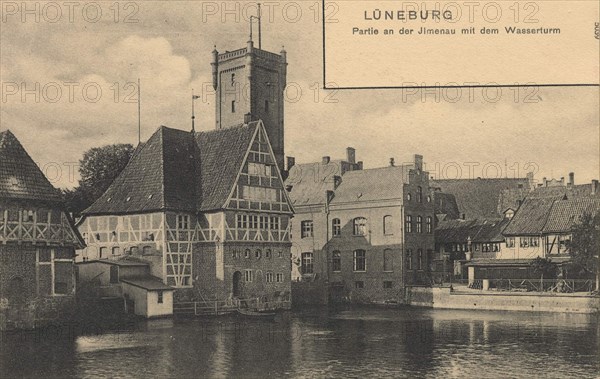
[
  {"xmin": 346, "ymin": 147, "xmax": 356, "ymax": 164},
  {"xmin": 322, "ymin": 156, "xmax": 331, "ymax": 165},
  {"xmin": 560, "ymin": 177, "xmax": 564, "ymax": 185},
  {"xmin": 414, "ymin": 154, "xmax": 423, "ymax": 171},
  {"xmin": 543, "ymin": 177, "xmax": 547, "ymax": 187},
  {"xmin": 286, "ymin": 156, "xmax": 295, "ymax": 170},
  {"xmin": 244, "ymin": 113, "xmax": 253, "ymax": 124},
  {"xmin": 390, "ymin": 158, "xmax": 395, "ymax": 167},
  {"xmin": 568, "ymin": 172, "xmax": 575, "ymax": 186},
  {"xmin": 592, "ymin": 180, "xmax": 599, "ymax": 195},
  {"xmin": 526, "ymin": 171, "xmax": 534, "ymax": 188}
]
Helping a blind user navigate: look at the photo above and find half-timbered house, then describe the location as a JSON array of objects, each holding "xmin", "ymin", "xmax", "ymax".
[
  {"xmin": 76, "ymin": 121, "xmax": 293, "ymax": 307},
  {"xmin": 0, "ymin": 130, "xmax": 84, "ymax": 330}
]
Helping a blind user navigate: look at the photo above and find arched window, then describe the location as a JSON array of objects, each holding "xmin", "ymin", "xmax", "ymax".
[
  {"xmin": 406, "ymin": 249, "xmax": 413, "ymax": 270},
  {"xmin": 417, "ymin": 186, "xmax": 423, "ymax": 203},
  {"xmin": 426, "ymin": 217, "xmax": 433, "ymax": 234},
  {"xmin": 332, "ymin": 218, "xmax": 341, "ymax": 237},
  {"xmin": 405, "ymin": 215, "xmax": 412, "ymax": 233},
  {"xmin": 416, "ymin": 216, "xmax": 423, "ymax": 233},
  {"xmin": 332, "ymin": 251, "xmax": 341, "ymax": 272},
  {"xmin": 353, "ymin": 217, "xmax": 367, "ymax": 236},
  {"xmin": 417, "ymin": 249, "xmax": 423, "ymax": 270},
  {"xmin": 353, "ymin": 250, "xmax": 366, "ymax": 271},
  {"xmin": 383, "ymin": 216, "xmax": 393, "ymax": 235},
  {"xmin": 244, "ymin": 249, "xmax": 251, "ymax": 259}
]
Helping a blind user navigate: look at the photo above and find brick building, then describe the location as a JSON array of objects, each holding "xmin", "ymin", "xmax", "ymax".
[
  {"xmin": 285, "ymin": 151, "xmax": 435, "ymax": 304},
  {"xmin": 0, "ymin": 130, "xmax": 84, "ymax": 330},
  {"xmin": 77, "ymin": 39, "xmax": 293, "ymax": 309}
]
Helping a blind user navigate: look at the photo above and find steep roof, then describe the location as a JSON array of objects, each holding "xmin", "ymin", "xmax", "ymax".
[
  {"xmin": 542, "ymin": 198, "xmax": 600, "ymax": 233},
  {"xmin": 433, "ymin": 191, "xmax": 460, "ymax": 220},
  {"xmin": 503, "ymin": 197, "xmax": 560, "ymax": 236},
  {"xmin": 430, "ymin": 178, "xmax": 531, "ymax": 220},
  {"xmin": 83, "ymin": 122, "xmax": 263, "ymax": 215},
  {"xmin": 0, "ymin": 130, "xmax": 63, "ymax": 203},
  {"xmin": 528, "ymin": 183, "xmax": 600, "ymax": 200}
]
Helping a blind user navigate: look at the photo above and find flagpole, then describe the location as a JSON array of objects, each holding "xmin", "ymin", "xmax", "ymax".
[
  {"xmin": 137, "ymin": 78, "xmax": 141, "ymax": 144},
  {"xmin": 258, "ymin": 3, "xmax": 262, "ymax": 49}
]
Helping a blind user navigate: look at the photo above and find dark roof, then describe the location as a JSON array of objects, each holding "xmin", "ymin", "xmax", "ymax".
[
  {"xmin": 433, "ymin": 192, "xmax": 460, "ymax": 220},
  {"xmin": 430, "ymin": 178, "xmax": 531, "ymax": 220},
  {"xmin": 121, "ymin": 277, "xmax": 174, "ymax": 291},
  {"xmin": 503, "ymin": 197, "xmax": 561, "ymax": 236},
  {"xmin": 0, "ymin": 130, "xmax": 63, "ymax": 203},
  {"xmin": 331, "ymin": 165, "xmax": 414, "ymax": 204},
  {"xmin": 83, "ymin": 122, "xmax": 269, "ymax": 215},
  {"xmin": 528, "ymin": 184, "xmax": 600, "ymax": 200},
  {"xmin": 435, "ymin": 218, "xmax": 509, "ymax": 244},
  {"xmin": 542, "ymin": 198, "xmax": 600, "ymax": 233}
]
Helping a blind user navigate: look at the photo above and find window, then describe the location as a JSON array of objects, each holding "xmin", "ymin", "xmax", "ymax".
[
  {"xmin": 265, "ymin": 249, "xmax": 272, "ymax": 258},
  {"xmin": 99, "ymin": 247, "xmax": 107, "ymax": 259},
  {"xmin": 417, "ymin": 186, "xmax": 423, "ymax": 203},
  {"xmin": 248, "ymin": 162, "xmax": 270, "ymax": 177},
  {"xmin": 23, "ymin": 210, "xmax": 34, "ymax": 222},
  {"xmin": 417, "ymin": 249, "xmax": 423, "ymax": 270},
  {"xmin": 231, "ymin": 100, "xmax": 236, "ymax": 113},
  {"xmin": 383, "ymin": 216, "xmax": 393, "ymax": 235},
  {"xmin": 405, "ymin": 215, "xmax": 412, "ymax": 233},
  {"xmin": 383, "ymin": 281, "xmax": 393, "ymax": 289},
  {"xmin": 241, "ymin": 186, "xmax": 278, "ymax": 202},
  {"xmin": 266, "ymin": 272, "xmax": 274, "ymax": 283},
  {"xmin": 426, "ymin": 217, "xmax": 433, "ymax": 234},
  {"xmin": 177, "ymin": 214, "xmax": 190, "ymax": 230},
  {"xmin": 231, "ymin": 73, "xmax": 235, "ymax": 86},
  {"xmin": 53, "ymin": 262, "xmax": 72, "ymax": 295},
  {"xmin": 276, "ymin": 273, "xmax": 284, "ymax": 282},
  {"xmin": 277, "ymin": 251, "xmax": 283, "ymax": 258},
  {"xmin": 355, "ymin": 281, "xmax": 364, "ymax": 289},
  {"xmin": 244, "ymin": 270, "xmax": 253, "ymax": 282},
  {"xmin": 353, "ymin": 250, "xmax": 366, "ymax": 271},
  {"xmin": 332, "ymin": 218, "xmax": 341, "ymax": 237},
  {"xmin": 265, "ymin": 100, "xmax": 269, "ymax": 112},
  {"xmin": 255, "ymin": 249, "xmax": 262, "ymax": 259},
  {"xmin": 520, "ymin": 237, "xmax": 529, "ymax": 248},
  {"xmin": 506, "ymin": 237, "xmax": 515, "ymax": 248},
  {"xmin": 301, "ymin": 220, "xmax": 314, "ymax": 238},
  {"xmin": 383, "ymin": 249, "xmax": 393, "ymax": 272},
  {"xmin": 244, "ymin": 249, "xmax": 251, "ymax": 259},
  {"xmin": 407, "ymin": 193, "xmax": 412, "ymax": 201},
  {"xmin": 301, "ymin": 252, "xmax": 314, "ymax": 274},
  {"xmin": 269, "ymin": 217, "xmax": 280, "ymax": 230},
  {"xmin": 353, "ymin": 217, "xmax": 367, "ymax": 236},
  {"xmin": 143, "ymin": 246, "xmax": 151, "ymax": 255},
  {"xmin": 157, "ymin": 291, "xmax": 163, "ymax": 304},
  {"xmin": 112, "ymin": 246, "xmax": 120, "ymax": 255},
  {"xmin": 416, "ymin": 216, "xmax": 423, "ymax": 233},
  {"xmin": 406, "ymin": 249, "xmax": 413, "ymax": 270},
  {"xmin": 332, "ymin": 251, "xmax": 341, "ymax": 272}
]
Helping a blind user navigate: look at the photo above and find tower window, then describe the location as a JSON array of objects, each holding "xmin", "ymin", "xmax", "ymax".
[
  {"xmin": 231, "ymin": 73, "xmax": 235, "ymax": 86},
  {"xmin": 231, "ymin": 100, "xmax": 236, "ymax": 113},
  {"xmin": 265, "ymin": 100, "xmax": 269, "ymax": 112}
]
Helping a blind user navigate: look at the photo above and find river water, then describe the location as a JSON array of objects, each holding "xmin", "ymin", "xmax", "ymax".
[{"xmin": 1, "ymin": 307, "xmax": 599, "ymax": 378}]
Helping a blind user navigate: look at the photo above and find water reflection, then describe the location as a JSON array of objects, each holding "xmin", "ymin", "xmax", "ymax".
[{"xmin": 1, "ymin": 307, "xmax": 598, "ymax": 378}]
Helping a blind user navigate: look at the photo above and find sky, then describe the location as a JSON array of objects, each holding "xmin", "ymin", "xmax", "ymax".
[{"xmin": 1, "ymin": 1, "xmax": 598, "ymax": 189}]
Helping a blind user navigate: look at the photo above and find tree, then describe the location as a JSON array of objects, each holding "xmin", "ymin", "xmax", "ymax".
[
  {"xmin": 568, "ymin": 211, "xmax": 600, "ymax": 291},
  {"xmin": 529, "ymin": 257, "xmax": 557, "ymax": 291},
  {"xmin": 63, "ymin": 144, "xmax": 133, "ymax": 216}
]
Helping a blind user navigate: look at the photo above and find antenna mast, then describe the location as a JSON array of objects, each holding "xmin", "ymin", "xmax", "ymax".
[{"xmin": 191, "ymin": 89, "xmax": 196, "ymax": 133}]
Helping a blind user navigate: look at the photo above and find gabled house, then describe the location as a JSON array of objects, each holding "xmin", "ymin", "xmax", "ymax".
[
  {"xmin": 0, "ymin": 130, "xmax": 84, "ymax": 330},
  {"xmin": 76, "ymin": 121, "xmax": 294, "ymax": 309}
]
